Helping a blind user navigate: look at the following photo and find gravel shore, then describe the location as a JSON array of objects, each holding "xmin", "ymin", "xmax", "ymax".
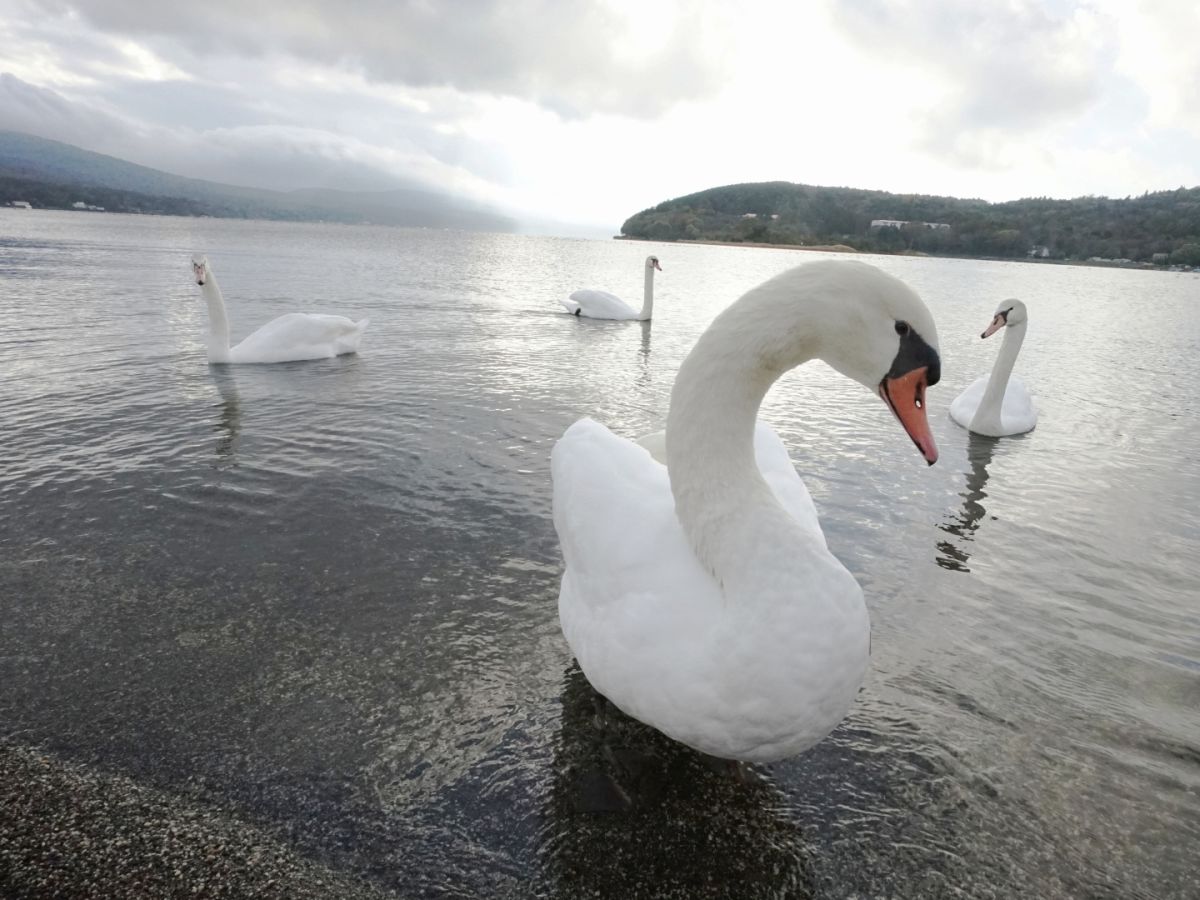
[{"xmin": 0, "ymin": 741, "xmax": 390, "ymax": 900}]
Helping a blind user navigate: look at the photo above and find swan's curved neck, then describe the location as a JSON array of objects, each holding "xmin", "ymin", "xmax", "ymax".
[
  {"xmin": 665, "ymin": 293, "xmax": 827, "ymax": 589},
  {"xmin": 199, "ymin": 275, "xmax": 233, "ymax": 363},
  {"xmin": 972, "ymin": 321, "xmax": 1025, "ymax": 432},
  {"xmin": 638, "ymin": 266, "xmax": 655, "ymax": 320}
]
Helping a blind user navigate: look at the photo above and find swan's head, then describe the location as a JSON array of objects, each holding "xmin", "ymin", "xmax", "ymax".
[
  {"xmin": 646, "ymin": 255, "xmax": 662, "ymax": 272},
  {"xmin": 981, "ymin": 298, "xmax": 1027, "ymax": 338},
  {"xmin": 191, "ymin": 255, "xmax": 211, "ymax": 286},
  {"xmin": 759, "ymin": 261, "xmax": 941, "ymax": 464}
]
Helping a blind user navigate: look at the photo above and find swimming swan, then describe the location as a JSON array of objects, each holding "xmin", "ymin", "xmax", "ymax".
[
  {"xmin": 552, "ymin": 260, "xmax": 942, "ymax": 762},
  {"xmin": 949, "ymin": 299, "xmax": 1037, "ymax": 437},
  {"xmin": 561, "ymin": 255, "xmax": 661, "ymax": 320},
  {"xmin": 190, "ymin": 256, "xmax": 368, "ymax": 364}
]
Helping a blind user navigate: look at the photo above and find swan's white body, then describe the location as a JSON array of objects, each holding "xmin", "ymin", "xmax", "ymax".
[
  {"xmin": 561, "ymin": 255, "xmax": 661, "ymax": 320},
  {"xmin": 553, "ymin": 260, "xmax": 942, "ymax": 762},
  {"xmin": 949, "ymin": 299, "xmax": 1037, "ymax": 437},
  {"xmin": 191, "ymin": 256, "xmax": 367, "ymax": 364}
]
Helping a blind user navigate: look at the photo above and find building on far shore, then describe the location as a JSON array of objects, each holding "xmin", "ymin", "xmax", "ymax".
[
  {"xmin": 9, "ymin": 200, "xmax": 32, "ymax": 209},
  {"xmin": 72, "ymin": 201, "xmax": 106, "ymax": 211},
  {"xmin": 870, "ymin": 219, "xmax": 951, "ymax": 230}
]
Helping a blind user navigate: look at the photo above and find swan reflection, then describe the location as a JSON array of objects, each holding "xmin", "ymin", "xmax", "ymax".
[
  {"xmin": 936, "ymin": 433, "xmax": 997, "ymax": 572},
  {"xmin": 540, "ymin": 665, "xmax": 814, "ymax": 898},
  {"xmin": 638, "ymin": 319, "xmax": 652, "ymax": 362},
  {"xmin": 210, "ymin": 369, "xmax": 241, "ymax": 464},
  {"xmin": 633, "ymin": 319, "xmax": 654, "ymax": 394}
]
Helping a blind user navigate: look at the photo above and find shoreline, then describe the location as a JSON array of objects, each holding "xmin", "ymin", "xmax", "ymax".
[
  {"xmin": 613, "ymin": 235, "xmax": 1200, "ymax": 272},
  {"xmin": 0, "ymin": 740, "xmax": 387, "ymax": 900}
]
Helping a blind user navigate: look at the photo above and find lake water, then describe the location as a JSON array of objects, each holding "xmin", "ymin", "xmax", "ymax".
[{"xmin": 1, "ymin": 209, "xmax": 1197, "ymax": 899}]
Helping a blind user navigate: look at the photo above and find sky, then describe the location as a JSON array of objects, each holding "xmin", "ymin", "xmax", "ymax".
[{"xmin": 1, "ymin": 0, "xmax": 1198, "ymax": 233}]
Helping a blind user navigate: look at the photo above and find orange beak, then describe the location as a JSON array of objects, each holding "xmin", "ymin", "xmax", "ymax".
[
  {"xmin": 878, "ymin": 367, "xmax": 938, "ymax": 465},
  {"xmin": 981, "ymin": 313, "xmax": 1006, "ymax": 338}
]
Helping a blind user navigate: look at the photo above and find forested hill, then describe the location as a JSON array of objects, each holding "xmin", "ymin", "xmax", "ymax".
[{"xmin": 620, "ymin": 181, "xmax": 1200, "ymax": 265}]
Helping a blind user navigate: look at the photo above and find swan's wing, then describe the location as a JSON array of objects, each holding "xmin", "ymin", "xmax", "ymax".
[
  {"xmin": 553, "ymin": 418, "xmax": 836, "ymax": 755},
  {"xmin": 634, "ymin": 429, "xmax": 666, "ymax": 463},
  {"xmin": 948, "ymin": 376, "xmax": 988, "ymax": 428},
  {"xmin": 553, "ymin": 418, "xmax": 703, "ymax": 594},
  {"xmin": 1001, "ymin": 376, "xmax": 1038, "ymax": 431},
  {"xmin": 554, "ymin": 419, "xmax": 823, "ymax": 599},
  {"xmin": 553, "ymin": 419, "xmax": 726, "ymax": 733},
  {"xmin": 232, "ymin": 313, "xmax": 364, "ymax": 362},
  {"xmin": 749, "ymin": 421, "xmax": 825, "ymax": 543},
  {"xmin": 635, "ymin": 423, "xmax": 822, "ymax": 540},
  {"xmin": 566, "ymin": 290, "xmax": 638, "ymax": 320}
]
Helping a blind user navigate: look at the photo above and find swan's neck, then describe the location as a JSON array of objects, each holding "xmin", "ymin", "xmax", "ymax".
[
  {"xmin": 637, "ymin": 266, "xmax": 655, "ymax": 320},
  {"xmin": 199, "ymin": 277, "xmax": 233, "ymax": 363},
  {"xmin": 972, "ymin": 321, "xmax": 1025, "ymax": 432},
  {"xmin": 665, "ymin": 295, "xmax": 825, "ymax": 591}
]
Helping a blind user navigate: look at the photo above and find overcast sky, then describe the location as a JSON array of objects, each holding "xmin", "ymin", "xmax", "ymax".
[{"xmin": 1, "ymin": 0, "xmax": 1197, "ymax": 232}]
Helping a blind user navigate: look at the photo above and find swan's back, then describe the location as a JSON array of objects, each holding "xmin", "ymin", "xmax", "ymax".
[
  {"xmin": 556, "ymin": 423, "xmax": 864, "ymax": 758},
  {"xmin": 949, "ymin": 375, "xmax": 1037, "ymax": 436},
  {"xmin": 230, "ymin": 313, "xmax": 368, "ymax": 364},
  {"xmin": 562, "ymin": 290, "xmax": 640, "ymax": 320}
]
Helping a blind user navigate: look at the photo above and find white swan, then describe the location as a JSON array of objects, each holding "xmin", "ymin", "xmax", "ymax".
[
  {"xmin": 948, "ymin": 298, "xmax": 1037, "ymax": 436},
  {"xmin": 552, "ymin": 260, "xmax": 941, "ymax": 762},
  {"xmin": 561, "ymin": 255, "xmax": 661, "ymax": 320},
  {"xmin": 190, "ymin": 256, "xmax": 368, "ymax": 364}
]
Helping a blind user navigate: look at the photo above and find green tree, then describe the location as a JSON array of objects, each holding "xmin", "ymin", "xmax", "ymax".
[{"xmin": 1170, "ymin": 243, "xmax": 1200, "ymax": 266}]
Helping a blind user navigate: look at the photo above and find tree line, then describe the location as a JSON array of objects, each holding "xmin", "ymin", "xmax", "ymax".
[
  {"xmin": 0, "ymin": 176, "xmax": 335, "ymax": 221},
  {"xmin": 619, "ymin": 181, "xmax": 1200, "ymax": 266}
]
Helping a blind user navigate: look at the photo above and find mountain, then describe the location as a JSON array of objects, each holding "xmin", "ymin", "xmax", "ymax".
[
  {"xmin": 0, "ymin": 131, "xmax": 515, "ymax": 231},
  {"xmin": 620, "ymin": 181, "xmax": 1200, "ymax": 265}
]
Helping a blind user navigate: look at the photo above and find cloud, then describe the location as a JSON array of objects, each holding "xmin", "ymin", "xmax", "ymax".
[
  {"xmin": 3, "ymin": 0, "xmax": 1198, "ymax": 227},
  {"xmin": 827, "ymin": 0, "xmax": 1112, "ymax": 167},
  {"xmin": 1107, "ymin": 0, "xmax": 1200, "ymax": 139},
  {"xmin": 30, "ymin": 0, "xmax": 736, "ymax": 119},
  {"xmin": 0, "ymin": 71, "xmax": 123, "ymax": 146},
  {"xmin": 0, "ymin": 72, "xmax": 509, "ymax": 203}
]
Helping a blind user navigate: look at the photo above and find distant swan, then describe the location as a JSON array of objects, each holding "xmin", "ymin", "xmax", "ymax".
[
  {"xmin": 553, "ymin": 260, "xmax": 942, "ymax": 762},
  {"xmin": 190, "ymin": 256, "xmax": 368, "ymax": 364},
  {"xmin": 949, "ymin": 299, "xmax": 1037, "ymax": 436},
  {"xmin": 561, "ymin": 255, "xmax": 661, "ymax": 320}
]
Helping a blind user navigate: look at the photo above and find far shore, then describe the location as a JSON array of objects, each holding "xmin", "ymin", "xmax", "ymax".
[
  {"xmin": 614, "ymin": 235, "xmax": 1199, "ymax": 272},
  {"xmin": 616, "ymin": 236, "xmax": 858, "ymax": 254}
]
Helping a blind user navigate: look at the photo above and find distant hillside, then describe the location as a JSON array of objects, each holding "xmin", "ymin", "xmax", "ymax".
[
  {"xmin": 0, "ymin": 131, "xmax": 515, "ymax": 232},
  {"xmin": 620, "ymin": 181, "xmax": 1200, "ymax": 265}
]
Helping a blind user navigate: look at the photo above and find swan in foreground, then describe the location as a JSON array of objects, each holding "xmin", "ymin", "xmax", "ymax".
[
  {"xmin": 552, "ymin": 260, "xmax": 941, "ymax": 762},
  {"xmin": 949, "ymin": 299, "xmax": 1037, "ymax": 436},
  {"xmin": 190, "ymin": 256, "xmax": 368, "ymax": 364},
  {"xmin": 561, "ymin": 255, "xmax": 661, "ymax": 320}
]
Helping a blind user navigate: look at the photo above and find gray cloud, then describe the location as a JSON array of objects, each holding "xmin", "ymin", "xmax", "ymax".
[
  {"xmin": 0, "ymin": 72, "xmax": 122, "ymax": 147},
  {"xmin": 0, "ymin": 73, "xmax": 498, "ymax": 198},
  {"xmin": 35, "ymin": 0, "xmax": 733, "ymax": 119}
]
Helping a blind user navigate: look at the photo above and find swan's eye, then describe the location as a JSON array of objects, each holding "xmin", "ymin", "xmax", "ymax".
[{"xmin": 894, "ymin": 321, "xmax": 910, "ymax": 336}]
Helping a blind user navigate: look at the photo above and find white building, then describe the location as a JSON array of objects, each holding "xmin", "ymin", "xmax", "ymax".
[
  {"xmin": 870, "ymin": 219, "xmax": 950, "ymax": 230},
  {"xmin": 10, "ymin": 200, "xmax": 32, "ymax": 209}
]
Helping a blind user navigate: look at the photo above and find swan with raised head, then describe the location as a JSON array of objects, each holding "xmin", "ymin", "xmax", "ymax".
[
  {"xmin": 190, "ymin": 256, "xmax": 368, "ymax": 364},
  {"xmin": 949, "ymin": 299, "xmax": 1037, "ymax": 437},
  {"xmin": 561, "ymin": 255, "xmax": 661, "ymax": 320},
  {"xmin": 552, "ymin": 260, "xmax": 941, "ymax": 762}
]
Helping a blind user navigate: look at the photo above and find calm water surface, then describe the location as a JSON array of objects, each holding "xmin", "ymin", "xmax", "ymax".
[{"xmin": 1, "ymin": 209, "xmax": 1198, "ymax": 898}]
